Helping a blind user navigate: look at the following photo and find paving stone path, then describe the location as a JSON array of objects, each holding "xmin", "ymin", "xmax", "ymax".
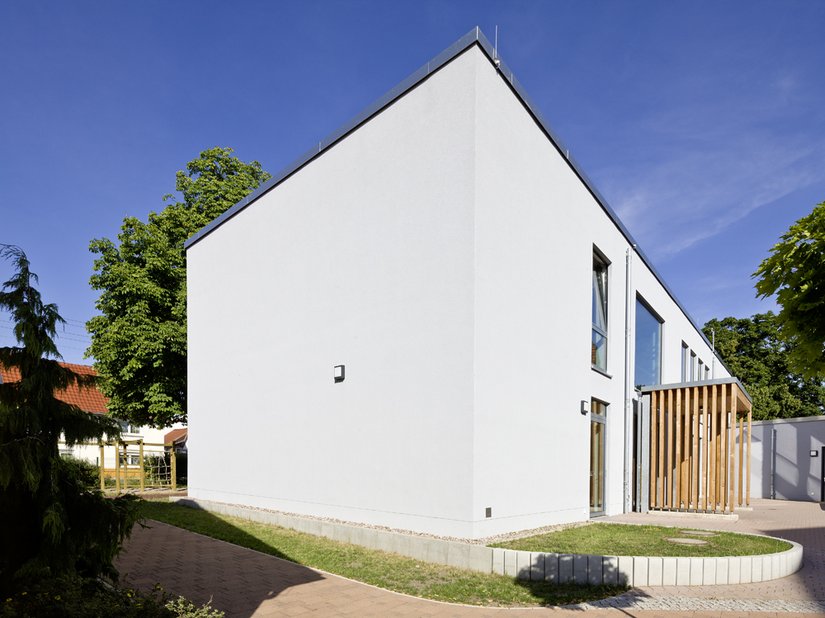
[{"xmin": 116, "ymin": 499, "xmax": 825, "ymax": 616}]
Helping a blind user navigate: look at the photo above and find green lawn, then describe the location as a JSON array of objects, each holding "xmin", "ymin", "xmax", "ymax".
[
  {"xmin": 136, "ymin": 500, "xmax": 625, "ymax": 607},
  {"xmin": 491, "ymin": 523, "xmax": 791, "ymax": 557}
]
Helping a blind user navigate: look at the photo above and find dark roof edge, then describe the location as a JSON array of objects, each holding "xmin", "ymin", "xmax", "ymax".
[
  {"xmin": 183, "ymin": 26, "xmax": 731, "ymax": 378},
  {"xmin": 183, "ymin": 28, "xmax": 485, "ymax": 252},
  {"xmin": 639, "ymin": 377, "xmax": 753, "ymax": 404}
]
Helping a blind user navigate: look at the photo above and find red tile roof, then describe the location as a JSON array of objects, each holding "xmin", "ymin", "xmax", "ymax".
[
  {"xmin": 164, "ymin": 427, "xmax": 187, "ymax": 446},
  {"xmin": 0, "ymin": 362, "xmax": 109, "ymax": 415}
]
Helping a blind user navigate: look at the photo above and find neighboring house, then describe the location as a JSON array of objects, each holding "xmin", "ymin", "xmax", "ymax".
[
  {"xmin": 0, "ymin": 362, "xmax": 184, "ymax": 470},
  {"xmin": 747, "ymin": 416, "xmax": 825, "ymax": 502},
  {"xmin": 185, "ymin": 28, "xmax": 742, "ymax": 539},
  {"xmin": 164, "ymin": 427, "xmax": 188, "ymax": 452}
]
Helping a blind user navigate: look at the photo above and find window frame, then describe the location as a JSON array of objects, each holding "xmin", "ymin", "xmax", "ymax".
[
  {"xmin": 589, "ymin": 398, "xmax": 608, "ymax": 517},
  {"xmin": 591, "ymin": 247, "xmax": 610, "ymax": 373},
  {"xmin": 681, "ymin": 342, "xmax": 689, "ymax": 382},
  {"xmin": 634, "ymin": 294, "xmax": 664, "ymax": 388}
]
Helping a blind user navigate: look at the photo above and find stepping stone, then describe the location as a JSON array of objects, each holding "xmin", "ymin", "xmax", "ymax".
[
  {"xmin": 680, "ymin": 530, "xmax": 717, "ymax": 537},
  {"xmin": 666, "ymin": 537, "xmax": 708, "ymax": 545}
]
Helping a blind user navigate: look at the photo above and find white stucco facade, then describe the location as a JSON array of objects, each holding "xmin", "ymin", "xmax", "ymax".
[{"xmin": 186, "ymin": 33, "xmax": 729, "ymax": 538}]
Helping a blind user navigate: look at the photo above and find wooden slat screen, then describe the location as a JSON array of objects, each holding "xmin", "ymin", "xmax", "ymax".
[{"xmin": 647, "ymin": 382, "xmax": 751, "ymax": 513}]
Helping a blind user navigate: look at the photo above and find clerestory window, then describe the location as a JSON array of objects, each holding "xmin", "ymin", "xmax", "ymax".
[{"xmin": 592, "ymin": 250, "xmax": 609, "ymax": 371}]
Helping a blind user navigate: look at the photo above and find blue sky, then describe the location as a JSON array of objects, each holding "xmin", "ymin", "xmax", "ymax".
[{"xmin": 1, "ymin": 1, "xmax": 824, "ymax": 364}]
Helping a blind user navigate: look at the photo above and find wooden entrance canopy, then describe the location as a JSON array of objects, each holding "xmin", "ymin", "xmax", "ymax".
[{"xmin": 639, "ymin": 379, "xmax": 752, "ymax": 514}]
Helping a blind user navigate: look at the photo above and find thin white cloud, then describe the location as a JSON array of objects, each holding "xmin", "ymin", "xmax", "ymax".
[
  {"xmin": 601, "ymin": 122, "xmax": 824, "ymax": 261},
  {"xmin": 589, "ymin": 59, "xmax": 824, "ymax": 263}
]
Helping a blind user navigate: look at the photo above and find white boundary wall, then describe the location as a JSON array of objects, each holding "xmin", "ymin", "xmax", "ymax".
[
  {"xmin": 745, "ymin": 416, "xmax": 825, "ymax": 502},
  {"xmin": 174, "ymin": 498, "xmax": 802, "ymax": 586}
]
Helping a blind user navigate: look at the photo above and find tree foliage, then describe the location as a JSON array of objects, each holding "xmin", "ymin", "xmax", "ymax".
[
  {"xmin": 87, "ymin": 147, "xmax": 270, "ymax": 427},
  {"xmin": 0, "ymin": 246, "xmax": 136, "ymax": 592},
  {"xmin": 754, "ymin": 201, "xmax": 825, "ymax": 378},
  {"xmin": 703, "ymin": 312, "xmax": 825, "ymax": 420}
]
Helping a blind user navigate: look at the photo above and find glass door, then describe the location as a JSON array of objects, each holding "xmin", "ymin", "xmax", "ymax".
[{"xmin": 590, "ymin": 400, "xmax": 607, "ymax": 516}]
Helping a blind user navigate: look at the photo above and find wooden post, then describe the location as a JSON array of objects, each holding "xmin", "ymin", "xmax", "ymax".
[
  {"xmin": 650, "ymin": 390, "xmax": 658, "ymax": 509},
  {"xmin": 99, "ymin": 441, "xmax": 105, "ymax": 491},
  {"xmin": 115, "ymin": 442, "xmax": 121, "ymax": 493},
  {"xmin": 675, "ymin": 388, "xmax": 682, "ymax": 509},
  {"xmin": 683, "ymin": 388, "xmax": 691, "ymax": 508},
  {"xmin": 718, "ymin": 384, "xmax": 730, "ymax": 513},
  {"xmin": 738, "ymin": 412, "xmax": 744, "ymax": 507},
  {"xmin": 170, "ymin": 446, "xmax": 177, "ymax": 491},
  {"xmin": 122, "ymin": 443, "xmax": 128, "ymax": 491},
  {"xmin": 139, "ymin": 439, "xmax": 145, "ymax": 492},
  {"xmin": 709, "ymin": 384, "xmax": 717, "ymax": 510},
  {"xmin": 730, "ymin": 392, "xmax": 737, "ymax": 510},
  {"xmin": 692, "ymin": 386, "xmax": 699, "ymax": 510},
  {"xmin": 746, "ymin": 409, "xmax": 752, "ymax": 507},
  {"xmin": 701, "ymin": 385, "xmax": 709, "ymax": 511},
  {"xmin": 658, "ymin": 389, "xmax": 665, "ymax": 509},
  {"xmin": 667, "ymin": 388, "xmax": 674, "ymax": 508}
]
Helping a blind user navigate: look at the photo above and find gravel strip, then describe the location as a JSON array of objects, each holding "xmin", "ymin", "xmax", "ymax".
[
  {"xmin": 571, "ymin": 591, "xmax": 825, "ymax": 613},
  {"xmin": 188, "ymin": 498, "xmax": 592, "ymax": 545}
]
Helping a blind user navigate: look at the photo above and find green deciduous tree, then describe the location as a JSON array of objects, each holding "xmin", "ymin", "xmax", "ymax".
[
  {"xmin": 87, "ymin": 147, "xmax": 270, "ymax": 428},
  {"xmin": 754, "ymin": 201, "xmax": 825, "ymax": 378},
  {"xmin": 0, "ymin": 245, "xmax": 136, "ymax": 592},
  {"xmin": 703, "ymin": 312, "xmax": 825, "ymax": 420}
]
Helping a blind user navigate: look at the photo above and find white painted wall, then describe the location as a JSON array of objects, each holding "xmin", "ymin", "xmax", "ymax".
[
  {"xmin": 188, "ymin": 49, "xmax": 479, "ymax": 537},
  {"xmin": 469, "ymin": 50, "xmax": 728, "ymax": 537},
  {"xmin": 188, "ymin": 43, "xmax": 732, "ymax": 538}
]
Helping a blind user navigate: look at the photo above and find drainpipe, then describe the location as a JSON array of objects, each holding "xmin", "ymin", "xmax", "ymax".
[{"xmin": 624, "ymin": 247, "xmax": 634, "ymax": 513}]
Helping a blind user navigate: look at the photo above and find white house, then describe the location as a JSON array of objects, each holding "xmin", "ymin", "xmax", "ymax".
[{"xmin": 185, "ymin": 28, "xmax": 735, "ymax": 539}]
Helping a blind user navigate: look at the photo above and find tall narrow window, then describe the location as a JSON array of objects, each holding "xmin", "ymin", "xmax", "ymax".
[
  {"xmin": 690, "ymin": 351, "xmax": 697, "ymax": 381},
  {"xmin": 681, "ymin": 342, "xmax": 689, "ymax": 382},
  {"xmin": 698, "ymin": 359, "xmax": 704, "ymax": 381},
  {"xmin": 592, "ymin": 251, "xmax": 609, "ymax": 371},
  {"xmin": 635, "ymin": 296, "xmax": 662, "ymax": 387},
  {"xmin": 589, "ymin": 399, "xmax": 607, "ymax": 516}
]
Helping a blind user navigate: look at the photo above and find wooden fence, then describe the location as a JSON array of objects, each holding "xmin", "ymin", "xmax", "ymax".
[{"xmin": 98, "ymin": 439, "xmax": 178, "ymax": 493}]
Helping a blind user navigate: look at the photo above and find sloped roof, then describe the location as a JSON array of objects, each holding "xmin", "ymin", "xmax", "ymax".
[
  {"xmin": 182, "ymin": 26, "xmax": 729, "ymax": 373},
  {"xmin": 0, "ymin": 362, "xmax": 108, "ymax": 415},
  {"xmin": 164, "ymin": 427, "xmax": 187, "ymax": 445}
]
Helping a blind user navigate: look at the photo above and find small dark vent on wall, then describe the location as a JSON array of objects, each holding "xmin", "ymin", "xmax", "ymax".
[{"xmin": 485, "ymin": 507, "xmax": 492, "ymax": 518}]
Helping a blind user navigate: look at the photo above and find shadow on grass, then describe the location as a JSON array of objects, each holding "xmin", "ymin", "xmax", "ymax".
[
  {"xmin": 513, "ymin": 579, "xmax": 631, "ymax": 608},
  {"xmin": 124, "ymin": 500, "xmax": 633, "ymax": 613},
  {"xmin": 117, "ymin": 500, "xmax": 323, "ymax": 617},
  {"xmin": 512, "ymin": 555, "xmax": 629, "ymax": 607}
]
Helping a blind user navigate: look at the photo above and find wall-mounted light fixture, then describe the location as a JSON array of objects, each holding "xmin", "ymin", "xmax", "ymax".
[
  {"xmin": 580, "ymin": 400, "xmax": 590, "ymax": 416},
  {"xmin": 334, "ymin": 365, "xmax": 345, "ymax": 383}
]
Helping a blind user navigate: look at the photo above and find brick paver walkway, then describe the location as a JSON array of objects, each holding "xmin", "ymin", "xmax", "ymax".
[{"xmin": 115, "ymin": 499, "xmax": 825, "ymax": 616}]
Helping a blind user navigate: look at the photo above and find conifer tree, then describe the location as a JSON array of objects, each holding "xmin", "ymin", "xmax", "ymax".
[{"xmin": 0, "ymin": 245, "xmax": 136, "ymax": 592}]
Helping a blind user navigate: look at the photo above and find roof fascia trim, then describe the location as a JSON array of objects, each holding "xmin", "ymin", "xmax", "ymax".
[
  {"xmin": 183, "ymin": 27, "xmax": 485, "ymax": 252},
  {"xmin": 639, "ymin": 377, "xmax": 753, "ymax": 403}
]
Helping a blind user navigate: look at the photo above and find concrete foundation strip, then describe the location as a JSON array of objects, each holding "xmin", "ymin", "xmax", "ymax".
[{"xmin": 173, "ymin": 498, "xmax": 803, "ymax": 587}]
